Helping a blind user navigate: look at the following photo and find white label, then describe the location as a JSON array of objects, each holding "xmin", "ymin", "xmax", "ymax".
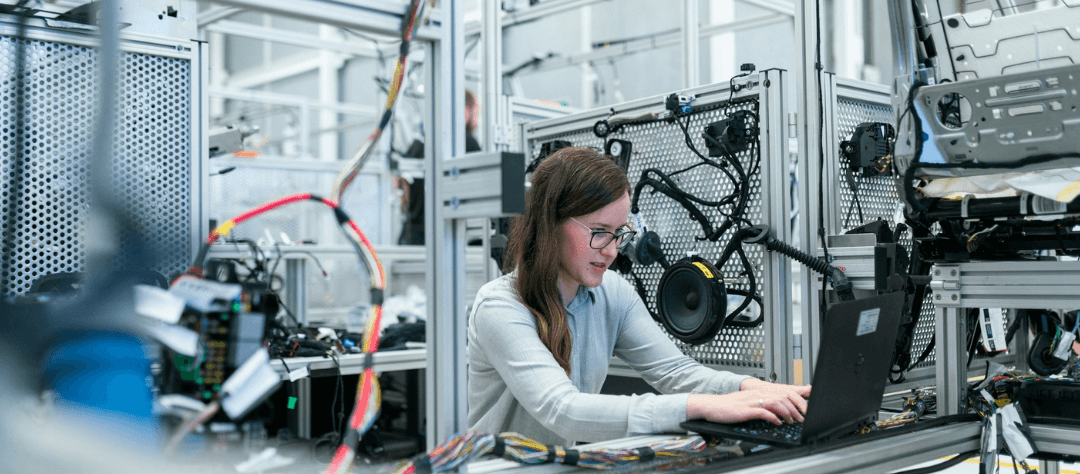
[
  {"xmin": 288, "ymin": 366, "xmax": 310, "ymax": 382},
  {"xmin": 979, "ymin": 308, "xmax": 1008, "ymax": 353},
  {"xmin": 631, "ymin": 212, "xmax": 648, "ymax": 233},
  {"xmin": 1053, "ymin": 331, "xmax": 1076, "ymax": 361},
  {"xmin": 856, "ymin": 308, "xmax": 881, "ymax": 336}
]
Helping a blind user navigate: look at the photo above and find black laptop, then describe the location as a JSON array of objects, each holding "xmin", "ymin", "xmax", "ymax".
[{"xmin": 681, "ymin": 291, "xmax": 905, "ymax": 447}]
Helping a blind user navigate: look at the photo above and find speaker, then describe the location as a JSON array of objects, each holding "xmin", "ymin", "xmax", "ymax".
[
  {"xmin": 1028, "ymin": 312, "xmax": 1070, "ymax": 376},
  {"xmin": 656, "ymin": 257, "xmax": 726, "ymax": 345},
  {"xmin": 1029, "ymin": 331, "xmax": 1069, "ymax": 376}
]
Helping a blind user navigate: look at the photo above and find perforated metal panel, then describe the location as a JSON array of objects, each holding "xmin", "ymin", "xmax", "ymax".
[
  {"xmin": 525, "ymin": 72, "xmax": 793, "ymax": 379},
  {"xmin": 822, "ymin": 77, "xmax": 1014, "ymax": 382},
  {"xmin": 0, "ymin": 34, "xmax": 193, "ymax": 295},
  {"xmin": 831, "ymin": 92, "xmax": 939, "ymax": 369}
]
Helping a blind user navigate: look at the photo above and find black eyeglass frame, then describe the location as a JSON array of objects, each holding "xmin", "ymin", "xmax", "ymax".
[{"xmin": 569, "ymin": 217, "xmax": 637, "ymax": 250}]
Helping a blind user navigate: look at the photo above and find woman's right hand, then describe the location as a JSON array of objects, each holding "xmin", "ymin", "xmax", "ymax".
[{"xmin": 686, "ymin": 388, "xmax": 808, "ymax": 425}]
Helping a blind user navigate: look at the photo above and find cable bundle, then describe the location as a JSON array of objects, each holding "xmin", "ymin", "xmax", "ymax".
[
  {"xmin": 182, "ymin": 192, "xmax": 386, "ymax": 473},
  {"xmin": 877, "ymin": 389, "xmax": 935, "ymax": 429},
  {"xmin": 330, "ymin": 0, "xmax": 435, "ymax": 205},
  {"xmin": 391, "ymin": 432, "xmax": 707, "ymax": 474}
]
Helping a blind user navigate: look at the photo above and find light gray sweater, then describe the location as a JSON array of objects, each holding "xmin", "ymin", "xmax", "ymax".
[{"xmin": 466, "ymin": 271, "xmax": 750, "ymax": 445}]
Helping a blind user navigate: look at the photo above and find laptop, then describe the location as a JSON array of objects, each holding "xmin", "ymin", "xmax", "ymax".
[{"xmin": 681, "ymin": 291, "xmax": 905, "ymax": 447}]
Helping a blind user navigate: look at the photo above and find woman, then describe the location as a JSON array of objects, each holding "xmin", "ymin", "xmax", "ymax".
[{"xmin": 467, "ymin": 147, "xmax": 810, "ymax": 445}]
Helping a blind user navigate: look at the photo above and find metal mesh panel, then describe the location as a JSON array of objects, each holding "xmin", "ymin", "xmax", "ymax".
[
  {"xmin": 835, "ymin": 100, "xmax": 898, "ymax": 231},
  {"xmin": 528, "ymin": 100, "xmax": 768, "ymax": 369},
  {"xmin": 0, "ymin": 36, "xmax": 192, "ymax": 295},
  {"xmin": 831, "ymin": 93, "xmax": 941, "ymax": 370},
  {"xmin": 833, "ymin": 97, "xmax": 938, "ymax": 367}
]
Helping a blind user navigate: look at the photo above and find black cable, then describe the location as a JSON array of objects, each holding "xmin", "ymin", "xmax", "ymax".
[
  {"xmin": 843, "ymin": 170, "xmax": 865, "ymax": 228},
  {"xmin": 330, "ymin": 352, "xmax": 345, "ymax": 445},
  {"xmin": 814, "ymin": 0, "xmax": 831, "ymax": 316},
  {"xmin": 631, "ymin": 177, "xmax": 716, "ymax": 239},
  {"xmin": 889, "ymin": 450, "xmax": 979, "ymax": 474}
]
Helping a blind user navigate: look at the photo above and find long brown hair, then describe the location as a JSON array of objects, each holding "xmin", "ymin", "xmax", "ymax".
[{"xmin": 505, "ymin": 147, "xmax": 630, "ymax": 374}]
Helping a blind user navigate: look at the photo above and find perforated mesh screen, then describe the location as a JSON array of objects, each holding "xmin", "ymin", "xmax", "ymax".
[
  {"xmin": 528, "ymin": 100, "xmax": 770, "ymax": 369},
  {"xmin": 831, "ymin": 95, "xmax": 940, "ymax": 369},
  {"xmin": 0, "ymin": 35, "xmax": 192, "ymax": 295}
]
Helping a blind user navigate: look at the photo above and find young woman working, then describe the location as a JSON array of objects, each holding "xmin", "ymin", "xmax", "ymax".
[{"xmin": 467, "ymin": 147, "xmax": 810, "ymax": 446}]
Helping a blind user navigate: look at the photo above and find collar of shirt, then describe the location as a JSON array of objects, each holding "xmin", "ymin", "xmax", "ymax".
[{"xmin": 566, "ymin": 284, "xmax": 596, "ymax": 311}]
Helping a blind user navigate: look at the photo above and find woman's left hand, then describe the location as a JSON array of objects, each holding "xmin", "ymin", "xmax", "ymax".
[{"xmin": 737, "ymin": 378, "xmax": 811, "ymax": 424}]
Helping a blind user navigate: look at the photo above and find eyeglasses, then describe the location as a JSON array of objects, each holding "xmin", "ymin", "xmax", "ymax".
[{"xmin": 569, "ymin": 217, "xmax": 637, "ymax": 249}]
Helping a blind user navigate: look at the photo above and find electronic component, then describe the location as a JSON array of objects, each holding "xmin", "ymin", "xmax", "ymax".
[
  {"xmin": 703, "ymin": 110, "xmax": 757, "ymax": 156},
  {"xmin": 1016, "ymin": 380, "xmax": 1080, "ymax": 421},
  {"xmin": 841, "ymin": 122, "xmax": 895, "ymax": 177},
  {"xmin": 1027, "ymin": 312, "xmax": 1074, "ymax": 376},
  {"xmin": 664, "ymin": 93, "xmax": 695, "ymax": 115},
  {"xmin": 604, "ymin": 138, "xmax": 632, "ymax": 173},
  {"xmin": 164, "ymin": 268, "xmax": 278, "ymax": 404}
]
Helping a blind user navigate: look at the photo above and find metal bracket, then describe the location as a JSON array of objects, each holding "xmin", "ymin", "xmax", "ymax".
[
  {"xmin": 435, "ymin": 152, "xmax": 525, "ymax": 220},
  {"xmin": 930, "ymin": 264, "xmax": 960, "ymax": 306}
]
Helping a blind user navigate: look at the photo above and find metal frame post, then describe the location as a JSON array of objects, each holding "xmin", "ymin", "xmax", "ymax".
[
  {"xmin": 426, "ymin": 0, "xmax": 467, "ymax": 449},
  {"xmin": 795, "ymin": 0, "xmax": 822, "ymax": 386},
  {"xmin": 481, "ymin": 0, "xmax": 501, "ymax": 151},
  {"xmin": 682, "ymin": 0, "xmax": 700, "ymax": 89},
  {"xmin": 761, "ymin": 69, "xmax": 795, "ymax": 384}
]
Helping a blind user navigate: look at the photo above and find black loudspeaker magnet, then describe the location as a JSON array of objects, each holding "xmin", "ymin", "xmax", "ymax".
[
  {"xmin": 656, "ymin": 256, "xmax": 727, "ymax": 345},
  {"xmin": 1029, "ymin": 331, "xmax": 1070, "ymax": 376}
]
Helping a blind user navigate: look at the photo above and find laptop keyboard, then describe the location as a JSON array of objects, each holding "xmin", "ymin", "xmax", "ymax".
[{"xmin": 729, "ymin": 419, "xmax": 804, "ymax": 444}]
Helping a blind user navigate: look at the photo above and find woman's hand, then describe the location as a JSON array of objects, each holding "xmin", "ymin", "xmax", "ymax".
[{"xmin": 686, "ymin": 380, "xmax": 811, "ymax": 425}]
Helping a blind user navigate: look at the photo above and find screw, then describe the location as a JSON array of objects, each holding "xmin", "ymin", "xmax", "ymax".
[
  {"xmin": 951, "ymin": 269, "xmax": 957, "ymax": 276},
  {"xmin": 951, "ymin": 294, "xmax": 958, "ymax": 301},
  {"xmin": 934, "ymin": 269, "xmax": 940, "ymax": 276},
  {"xmin": 449, "ymin": 197, "xmax": 460, "ymax": 209},
  {"xmin": 450, "ymin": 167, "xmax": 460, "ymax": 178},
  {"xmin": 935, "ymin": 294, "xmax": 942, "ymax": 300}
]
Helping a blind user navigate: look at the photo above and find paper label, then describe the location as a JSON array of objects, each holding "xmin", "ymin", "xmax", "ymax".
[
  {"xmin": 1053, "ymin": 331, "xmax": 1076, "ymax": 361},
  {"xmin": 856, "ymin": 308, "xmax": 881, "ymax": 336},
  {"xmin": 288, "ymin": 366, "xmax": 310, "ymax": 382}
]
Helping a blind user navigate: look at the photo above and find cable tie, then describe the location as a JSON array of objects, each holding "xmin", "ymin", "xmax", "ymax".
[
  {"xmin": 411, "ymin": 453, "xmax": 433, "ymax": 474},
  {"xmin": 490, "ymin": 436, "xmax": 506, "ymax": 457},
  {"xmin": 379, "ymin": 109, "xmax": 393, "ymax": 130},
  {"xmin": 636, "ymin": 446, "xmax": 656, "ymax": 462},
  {"xmin": 370, "ymin": 288, "xmax": 384, "ymax": 306},
  {"xmin": 363, "ymin": 352, "xmax": 374, "ymax": 370},
  {"xmin": 545, "ymin": 444, "xmax": 557, "ymax": 463},
  {"xmin": 399, "ymin": 40, "xmax": 411, "ymax": 58},
  {"xmin": 563, "ymin": 449, "xmax": 579, "ymax": 466},
  {"xmin": 332, "ymin": 208, "xmax": 349, "ymax": 224},
  {"xmin": 342, "ymin": 428, "xmax": 361, "ymax": 450},
  {"xmin": 961, "ymin": 194, "xmax": 973, "ymax": 219}
]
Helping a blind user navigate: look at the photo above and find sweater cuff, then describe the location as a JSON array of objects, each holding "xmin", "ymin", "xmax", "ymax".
[
  {"xmin": 724, "ymin": 374, "xmax": 754, "ymax": 394},
  {"xmin": 627, "ymin": 393, "xmax": 690, "ymax": 435}
]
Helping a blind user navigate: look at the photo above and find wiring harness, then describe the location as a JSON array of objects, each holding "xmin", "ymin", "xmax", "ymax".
[
  {"xmin": 182, "ymin": 192, "xmax": 386, "ymax": 474},
  {"xmin": 330, "ymin": 0, "xmax": 435, "ymax": 205},
  {"xmin": 389, "ymin": 432, "xmax": 707, "ymax": 474}
]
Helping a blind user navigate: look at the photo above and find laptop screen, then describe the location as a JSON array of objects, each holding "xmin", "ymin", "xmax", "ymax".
[{"xmin": 801, "ymin": 291, "xmax": 905, "ymax": 441}]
